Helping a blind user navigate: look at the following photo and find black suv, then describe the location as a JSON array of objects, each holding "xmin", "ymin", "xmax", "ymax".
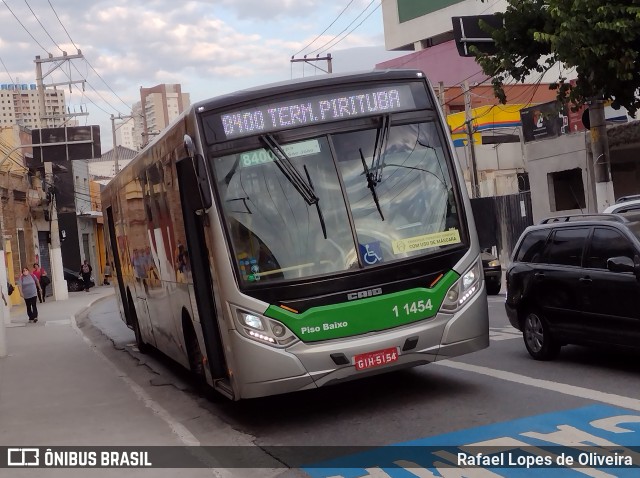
[{"xmin": 505, "ymin": 213, "xmax": 640, "ymax": 360}]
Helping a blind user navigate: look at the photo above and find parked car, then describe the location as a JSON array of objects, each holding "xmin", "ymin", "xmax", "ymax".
[
  {"xmin": 603, "ymin": 198, "xmax": 640, "ymax": 214},
  {"xmin": 505, "ymin": 213, "xmax": 640, "ymax": 360},
  {"xmin": 615, "ymin": 194, "xmax": 640, "ymax": 203},
  {"xmin": 64, "ymin": 268, "xmax": 94, "ymax": 292},
  {"xmin": 481, "ymin": 249, "xmax": 502, "ymax": 295}
]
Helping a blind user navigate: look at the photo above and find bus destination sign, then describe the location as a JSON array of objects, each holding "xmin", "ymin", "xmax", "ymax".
[{"xmin": 219, "ymin": 84, "xmax": 419, "ymax": 140}]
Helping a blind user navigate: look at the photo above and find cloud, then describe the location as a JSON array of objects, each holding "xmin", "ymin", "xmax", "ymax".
[{"xmin": 0, "ymin": 0, "xmax": 400, "ymax": 149}]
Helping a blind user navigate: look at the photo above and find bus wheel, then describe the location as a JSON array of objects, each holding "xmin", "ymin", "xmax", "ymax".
[
  {"xmin": 128, "ymin": 296, "xmax": 151, "ymax": 354},
  {"xmin": 184, "ymin": 324, "xmax": 207, "ymax": 391}
]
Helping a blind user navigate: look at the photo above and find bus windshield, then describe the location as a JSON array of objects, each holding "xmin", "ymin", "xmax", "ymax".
[{"xmin": 211, "ymin": 120, "xmax": 462, "ymax": 285}]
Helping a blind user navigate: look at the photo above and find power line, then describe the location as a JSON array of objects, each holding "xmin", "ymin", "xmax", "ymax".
[
  {"xmin": 293, "ymin": 0, "xmax": 357, "ymax": 57},
  {"xmin": 47, "ymin": 0, "xmax": 130, "ymax": 111},
  {"xmin": 2, "ymin": 0, "xmax": 50, "ymax": 53},
  {"xmin": 24, "ymin": 0, "xmax": 64, "ymax": 54},
  {"xmin": 47, "ymin": 0, "xmax": 132, "ymax": 111},
  {"xmin": 0, "ymin": 55, "xmax": 16, "ymax": 84},
  {"xmin": 305, "ymin": 0, "xmax": 378, "ymax": 57},
  {"xmin": 318, "ymin": 2, "xmax": 381, "ymax": 55}
]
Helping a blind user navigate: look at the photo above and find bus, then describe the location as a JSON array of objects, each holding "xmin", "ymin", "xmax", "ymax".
[{"xmin": 102, "ymin": 69, "xmax": 489, "ymax": 400}]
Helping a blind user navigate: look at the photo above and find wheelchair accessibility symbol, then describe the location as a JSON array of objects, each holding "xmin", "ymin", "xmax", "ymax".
[{"xmin": 359, "ymin": 242, "xmax": 383, "ymax": 265}]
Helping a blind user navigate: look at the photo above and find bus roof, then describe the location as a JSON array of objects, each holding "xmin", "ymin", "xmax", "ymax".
[{"xmin": 191, "ymin": 69, "xmax": 428, "ymax": 115}]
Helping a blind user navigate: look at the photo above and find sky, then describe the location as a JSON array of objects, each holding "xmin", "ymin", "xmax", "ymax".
[{"xmin": 0, "ymin": 0, "xmax": 405, "ymax": 150}]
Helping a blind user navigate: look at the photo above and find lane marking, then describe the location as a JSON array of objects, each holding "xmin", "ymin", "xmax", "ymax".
[
  {"xmin": 436, "ymin": 360, "xmax": 640, "ymax": 411},
  {"xmin": 489, "ymin": 326, "xmax": 520, "ymax": 341}
]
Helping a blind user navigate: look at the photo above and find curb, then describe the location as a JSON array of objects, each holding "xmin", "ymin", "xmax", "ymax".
[{"xmin": 71, "ymin": 290, "xmax": 116, "ymax": 325}]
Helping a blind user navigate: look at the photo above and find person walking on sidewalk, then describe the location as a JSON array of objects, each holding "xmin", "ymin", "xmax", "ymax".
[
  {"xmin": 39, "ymin": 270, "xmax": 51, "ymax": 302},
  {"xmin": 32, "ymin": 263, "xmax": 45, "ymax": 302},
  {"xmin": 79, "ymin": 260, "xmax": 93, "ymax": 292},
  {"xmin": 17, "ymin": 267, "xmax": 41, "ymax": 323}
]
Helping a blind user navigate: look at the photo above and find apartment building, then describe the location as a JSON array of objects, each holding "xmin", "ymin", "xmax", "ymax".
[
  {"xmin": 129, "ymin": 84, "xmax": 190, "ymax": 150},
  {"xmin": 0, "ymin": 83, "xmax": 67, "ymax": 128}
]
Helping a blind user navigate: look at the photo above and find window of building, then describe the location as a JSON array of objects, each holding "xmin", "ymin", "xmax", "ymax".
[{"xmin": 548, "ymin": 168, "xmax": 586, "ymax": 211}]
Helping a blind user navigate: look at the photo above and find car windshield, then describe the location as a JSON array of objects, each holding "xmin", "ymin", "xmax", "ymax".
[{"xmin": 211, "ymin": 121, "xmax": 462, "ymax": 285}]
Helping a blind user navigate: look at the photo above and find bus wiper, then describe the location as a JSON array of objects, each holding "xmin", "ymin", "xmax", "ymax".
[
  {"xmin": 371, "ymin": 114, "xmax": 391, "ymax": 183},
  {"xmin": 359, "ymin": 148, "xmax": 384, "ymax": 221},
  {"xmin": 304, "ymin": 165, "xmax": 327, "ymax": 239},
  {"xmin": 260, "ymin": 134, "xmax": 319, "ymax": 205}
]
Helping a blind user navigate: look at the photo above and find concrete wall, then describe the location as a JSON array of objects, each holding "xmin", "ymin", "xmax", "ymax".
[
  {"xmin": 523, "ymin": 132, "xmax": 597, "ymax": 223},
  {"xmin": 456, "ymin": 142, "xmax": 525, "ymax": 197}
]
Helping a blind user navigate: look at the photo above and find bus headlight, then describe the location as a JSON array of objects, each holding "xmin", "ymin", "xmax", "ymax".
[
  {"xmin": 441, "ymin": 259, "xmax": 483, "ymax": 312},
  {"xmin": 240, "ymin": 312, "xmax": 264, "ymax": 330},
  {"xmin": 235, "ymin": 309, "xmax": 299, "ymax": 347}
]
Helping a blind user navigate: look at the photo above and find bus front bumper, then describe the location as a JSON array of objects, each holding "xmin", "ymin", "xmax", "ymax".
[{"xmin": 227, "ymin": 288, "xmax": 489, "ymax": 399}]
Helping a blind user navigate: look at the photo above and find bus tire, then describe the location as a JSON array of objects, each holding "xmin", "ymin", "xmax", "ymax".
[
  {"xmin": 128, "ymin": 294, "xmax": 151, "ymax": 354},
  {"xmin": 183, "ymin": 319, "xmax": 207, "ymax": 391}
]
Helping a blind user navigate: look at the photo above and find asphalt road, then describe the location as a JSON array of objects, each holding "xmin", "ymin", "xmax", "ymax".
[{"xmin": 84, "ymin": 294, "xmax": 640, "ymax": 477}]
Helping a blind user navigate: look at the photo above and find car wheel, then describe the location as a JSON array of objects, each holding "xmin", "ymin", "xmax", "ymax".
[
  {"xmin": 486, "ymin": 281, "xmax": 501, "ymax": 295},
  {"xmin": 523, "ymin": 311, "xmax": 560, "ymax": 360}
]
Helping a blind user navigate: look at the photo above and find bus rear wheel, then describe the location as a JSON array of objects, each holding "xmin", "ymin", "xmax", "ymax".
[{"xmin": 128, "ymin": 296, "xmax": 151, "ymax": 354}]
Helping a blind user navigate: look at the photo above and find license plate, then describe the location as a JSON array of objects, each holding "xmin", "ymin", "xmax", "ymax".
[{"xmin": 353, "ymin": 347, "xmax": 399, "ymax": 371}]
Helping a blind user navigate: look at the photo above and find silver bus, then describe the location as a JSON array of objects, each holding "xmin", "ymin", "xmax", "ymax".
[{"xmin": 102, "ymin": 69, "xmax": 489, "ymax": 400}]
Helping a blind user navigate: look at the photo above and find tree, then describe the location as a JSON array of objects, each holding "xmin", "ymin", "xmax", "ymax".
[{"xmin": 476, "ymin": 0, "xmax": 640, "ymax": 115}]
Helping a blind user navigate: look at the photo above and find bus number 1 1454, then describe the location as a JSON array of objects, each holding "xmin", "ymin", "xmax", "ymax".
[{"xmin": 392, "ymin": 300, "xmax": 433, "ymax": 318}]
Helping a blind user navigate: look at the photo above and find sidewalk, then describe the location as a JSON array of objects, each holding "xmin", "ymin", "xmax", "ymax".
[{"xmin": 0, "ymin": 286, "xmax": 280, "ymax": 477}]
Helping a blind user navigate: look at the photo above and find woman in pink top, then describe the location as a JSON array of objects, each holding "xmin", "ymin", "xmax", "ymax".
[{"xmin": 32, "ymin": 263, "xmax": 45, "ymax": 302}]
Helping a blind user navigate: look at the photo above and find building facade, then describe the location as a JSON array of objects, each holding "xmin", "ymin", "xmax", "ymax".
[
  {"xmin": 132, "ymin": 84, "xmax": 190, "ymax": 149},
  {"xmin": 381, "ymin": 0, "xmax": 507, "ymax": 51},
  {"xmin": 115, "ymin": 117, "xmax": 136, "ymax": 151},
  {"xmin": 0, "ymin": 83, "xmax": 67, "ymax": 128}
]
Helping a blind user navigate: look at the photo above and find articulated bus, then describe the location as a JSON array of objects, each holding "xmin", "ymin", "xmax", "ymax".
[{"xmin": 102, "ymin": 69, "xmax": 489, "ymax": 400}]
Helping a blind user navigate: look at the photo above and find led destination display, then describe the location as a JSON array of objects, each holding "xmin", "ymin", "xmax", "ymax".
[{"xmin": 219, "ymin": 83, "xmax": 420, "ymax": 140}]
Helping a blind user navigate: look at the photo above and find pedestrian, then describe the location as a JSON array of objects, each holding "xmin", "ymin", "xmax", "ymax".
[
  {"xmin": 32, "ymin": 263, "xmax": 46, "ymax": 303},
  {"xmin": 17, "ymin": 267, "xmax": 41, "ymax": 323},
  {"xmin": 39, "ymin": 270, "xmax": 51, "ymax": 302},
  {"xmin": 103, "ymin": 262, "xmax": 112, "ymax": 286},
  {"xmin": 79, "ymin": 260, "xmax": 93, "ymax": 292}
]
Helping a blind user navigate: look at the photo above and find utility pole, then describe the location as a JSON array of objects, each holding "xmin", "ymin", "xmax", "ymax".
[
  {"xmin": 589, "ymin": 99, "xmax": 615, "ymax": 211},
  {"xmin": 463, "ymin": 81, "xmax": 480, "ymax": 198},
  {"xmin": 35, "ymin": 52, "xmax": 86, "ymax": 300},
  {"xmin": 438, "ymin": 81, "xmax": 446, "ymax": 110},
  {"xmin": 110, "ymin": 114, "xmax": 132, "ymax": 174},
  {"xmin": 0, "ymin": 193, "xmax": 7, "ymax": 357},
  {"xmin": 290, "ymin": 53, "xmax": 333, "ymax": 75}
]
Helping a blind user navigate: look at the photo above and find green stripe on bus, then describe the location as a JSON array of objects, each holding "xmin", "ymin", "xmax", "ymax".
[{"xmin": 265, "ymin": 271, "xmax": 459, "ymax": 342}]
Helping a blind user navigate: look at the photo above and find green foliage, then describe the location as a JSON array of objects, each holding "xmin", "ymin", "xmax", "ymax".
[{"xmin": 476, "ymin": 0, "xmax": 640, "ymax": 115}]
